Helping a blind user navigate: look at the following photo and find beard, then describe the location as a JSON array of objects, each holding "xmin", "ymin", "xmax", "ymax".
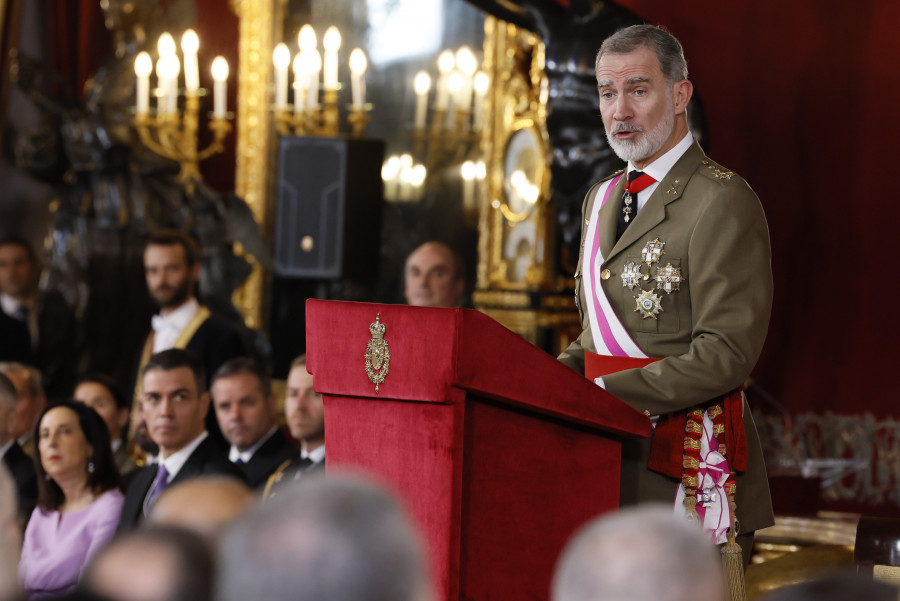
[
  {"xmin": 151, "ymin": 277, "xmax": 192, "ymax": 310},
  {"xmin": 606, "ymin": 102, "xmax": 675, "ymax": 165}
]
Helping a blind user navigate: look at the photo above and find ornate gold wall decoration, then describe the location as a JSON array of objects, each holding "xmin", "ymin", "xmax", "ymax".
[
  {"xmin": 231, "ymin": 0, "xmax": 275, "ymax": 330},
  {"xmin": 474, "ymin": 16, "xmax": 579, "ymax": 350}
]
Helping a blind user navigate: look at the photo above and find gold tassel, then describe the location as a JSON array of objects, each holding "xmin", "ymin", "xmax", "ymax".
[
  {"xmin": 721, "ymin": 493, "xmax": 747, "ymax": 601},
  {"xmin": 683, "ymin": 489, "xmax": 699, "ymax": 520}
]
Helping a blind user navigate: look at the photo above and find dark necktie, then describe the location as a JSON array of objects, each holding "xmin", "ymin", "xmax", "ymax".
[
  {"xmin": 617, "ymin": 170, "xmax": 656, "ymax": 240},
  {"xmin": 234, "ymin": 457, "xmax": 244, "ymax": 466}
]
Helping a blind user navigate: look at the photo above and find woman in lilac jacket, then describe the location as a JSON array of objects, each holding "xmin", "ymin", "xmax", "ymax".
[{"xmin": 19, "ymin": 400, "xmax": 123, "ymax": 599}]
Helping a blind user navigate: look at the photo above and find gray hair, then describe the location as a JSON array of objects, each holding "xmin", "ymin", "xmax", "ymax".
[
  {"xmin": 595, "ymin": 25, "xmax": 689, "ymax": 84},
  {"xmin": 0, "ymin": 362, "xmax": 44, "ymax": 399},
  {"xmin": 218, "ymin": 474, "xmax": 429, "ymax": 601},
  {"xmin": 552, "ymin": 504, "xmax": 722, "ymax": 601}
]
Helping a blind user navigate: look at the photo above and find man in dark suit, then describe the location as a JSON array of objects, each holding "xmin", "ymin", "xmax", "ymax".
[
  {"xmin": 130, "ymin": 230, "xmax": 247, "ymax": 447},
  {"xmin": 0, "ymin": 235, "xmax": 77, "ymax": 400},
  {"xmin": 0, "ymin": 371, "xmax": 36, "ymax": 525},
  {"xmin": 211, "ymin": 358, "xmax": 297, "ymax": 490},
  {"xmin": 117, "ymin": 349, "xmax": 245, "ymax": 532}
]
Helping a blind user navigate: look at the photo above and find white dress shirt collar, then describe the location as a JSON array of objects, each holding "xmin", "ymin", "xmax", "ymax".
[
  {"xmin": 301, "ymin": 444, "xmax": 326, "ymax": 465},
  {"xmin": 0, "ymin": 293, "xmax": 22, "ymax": 316},
  {"xmin": 151, "ymin": 297, "xmax": 200, "ymax": 353},
  {"xmin": 159, "ymin": 431, "xmax": 208, "ymax": 482},
  {"xmin": 627, "ymin": 131, "xmax": 694, "ymax": 184},
  {"xmin": 229, "ymin": 427, "xmax": 278, "ymax": 464},
  {"xmin": 625, "ymin": 132, "xmax": 694, "ymax": 214}
]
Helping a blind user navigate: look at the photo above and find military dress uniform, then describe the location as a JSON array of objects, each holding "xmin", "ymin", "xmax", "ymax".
[{"xmin": 558, "ymin": 137, "xmax": 775, "ymax": 538}]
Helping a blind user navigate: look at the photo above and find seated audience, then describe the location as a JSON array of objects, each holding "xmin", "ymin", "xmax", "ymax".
[
  {"xmin": 19, "ymin": 401, "xmax": 124, "ymax": 600},
  {"xmin": 403, "ymin": 241, "xmax": 465, "ymax": 308},
  {"xmin": 552, "ymin": 504, "xmax": 723, "ymax": 601},
  {"xmin": 264, "ymin": 354, "xmax": 324, "ymax": 498},
  {"xmin": 0, "ymin": 372, "xmax": 36, "ymax": 526},
  {"xmin": 0, "ymin": 362, "xmax": 46, "ymax": 457},
  {"xmin": 147, "ymin": 476, "xmax": 255, "ymax": 540},
  {"xmin": 117, "ymin": 349, "xmax": 245, "ymax": 532},
  {"xmin": 211, "ymin": 358, "xmax": 297, "ymax": 489},
  {"xmin": 219, "ymin": 474, "xmax": 432, "ymax": 601},
  {"xmin": 82, "ymin": 525, "xmax": 214, "ymax": 601},
  {"xmin": 73, "ymin": 374, "xmax": 136, "ymax": 477}
]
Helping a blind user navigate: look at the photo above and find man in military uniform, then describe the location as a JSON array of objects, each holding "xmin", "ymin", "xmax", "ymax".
[
  {"xmin": 558, "ymin": 25, "xmax": 773, "ymax": 562},
  {"xmin": 264, "ymin": 354, "xmax": 323, "ymax": 499}
]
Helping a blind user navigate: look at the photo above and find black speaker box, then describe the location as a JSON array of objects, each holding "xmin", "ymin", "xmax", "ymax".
[{"xmin": 274, "ymin": 136, "xmax": 385, "ymax": 280}]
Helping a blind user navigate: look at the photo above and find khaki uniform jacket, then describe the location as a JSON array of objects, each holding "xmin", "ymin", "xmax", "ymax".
[{"xmin": 558, "ymin": 140, "xmax": 775, "ymax": 534}]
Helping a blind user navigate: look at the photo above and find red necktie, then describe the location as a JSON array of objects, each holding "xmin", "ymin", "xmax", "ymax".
[{"xmin": 617, "ymin": 170, "xmax": 656, "ymax": 239}]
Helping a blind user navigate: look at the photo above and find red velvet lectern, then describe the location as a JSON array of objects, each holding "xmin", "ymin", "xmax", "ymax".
[{"xmin": 305, "ymin": 299, "xmax": 650, "ymax": 601}]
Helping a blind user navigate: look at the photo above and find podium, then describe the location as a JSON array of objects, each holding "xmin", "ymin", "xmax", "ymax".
[{"xmin": 306, "ymin": 300, "xmax": 650, "ymax": 601}]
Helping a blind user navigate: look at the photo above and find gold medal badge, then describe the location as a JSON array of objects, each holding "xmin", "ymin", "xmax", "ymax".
[
  {"xmin": 364, "ymin": 314, "xmax": 391, "ymax": 393},
  {"xmin": 655, "ymin": 263, "xmax": 683, "ymax": 294},
  {"xmin": 634, "ymin": 290, "xmax": 663, "ymax": 319},
  {"xmin": 640, "ymin": 238, "xmax": 665, "ymax": 281},
  {"xmin": 621, "ymin": 261, "xmax": 642, "ymax": 289}
]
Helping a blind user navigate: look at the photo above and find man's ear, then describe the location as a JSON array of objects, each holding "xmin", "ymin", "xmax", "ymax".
[
  {"xmin": 199, "ymin": 391, "xmax": 211, "ymax": 415},
  {"xmin": 190, "ymin": 261, "xmax": 201, "ymax": 283},
  {"xmin": 673, "ymin": 79, "xmax": 693, "ymax": 115}
]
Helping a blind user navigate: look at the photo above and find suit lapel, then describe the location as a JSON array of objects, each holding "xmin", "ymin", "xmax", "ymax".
[{"xmin": 606, "ymin": 142, "xmax": 704, "ymax": 264}]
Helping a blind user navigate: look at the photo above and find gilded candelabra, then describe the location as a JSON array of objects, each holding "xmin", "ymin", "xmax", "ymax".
[
  {"xmin": 132, "ymin": 31, "xmax": 233, "ymax": 198},
  {"xmin": 135, "ymin": 92, "xmax": 233, "ymax": 197},
  {"xmin": 271, "ymin": 27, "xmax": 371, "ymax": 139}
]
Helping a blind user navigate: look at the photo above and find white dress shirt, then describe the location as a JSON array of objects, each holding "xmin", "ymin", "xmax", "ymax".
[{"xmin": 151, "ymin": 298, "xmax": 200, "ymax": 353}]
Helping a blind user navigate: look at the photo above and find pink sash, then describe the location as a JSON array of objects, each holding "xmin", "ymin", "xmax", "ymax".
[{"xmin": 581, "ymin": 174, "xmax": 647, "ymax": 359}]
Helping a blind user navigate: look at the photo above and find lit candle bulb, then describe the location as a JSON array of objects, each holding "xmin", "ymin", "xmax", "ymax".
[
  {"xmin": 413, "ymin": 71, "xmax": 431, "ymax": 130},
  {"xmin": 446, "ymin": 71, "xmax": 463, "ymax": 127},
  {"xmin": 165, "ymin": 54, "xmax": 180, "ymax": 114},
  {"xmin": 298, "ymin": 25, "xmax": 317, "ymax": 53},
  {"xmin": 157, "ymin": 33, "xmax": 176, "ymax": 57},
  {"xmin": 461, "ymin": 161, "xmax": 477, "ymax": 213},
  {"xmin": 211, "ymin": 56, "xmax": 229, "ymax": 118},
  {"xmin": 273, "ymin": 43, "xmax": 291, "ymax": 110},
  {"xmin": 382, "ymin": 155, "xmax": 400, "ymax": 201},
  {"xmin": 307, "ymin": 50, "xmax": 321, "ymax": 108},
  {"xmin": 134, "ymin": 52, "xmax": 152, "ymax": 115},
  {"xmin": 349, "ymin": 48, "xmax": 367, "ymax": 109},
  {"xmin": 156, "ymin": 33, "xmax": 176, "ymax": 114},
  {"xmin": 322, "ymin": 26, "xmax": 341, "ymax": 91},
  {"xmin": 155, "ymin": 55, "xmax": 167, "ymax": 113},
  {"xmin": 181, "ymin": 29, "xmax": 200, "ymax": 94},
  {"xmin": 455, "ymin": 46, "xmax": 477, "ymax": 113},
  {"xmin": 473, "ymin": 71, "xmax": 489, "ymax": 130},
  {"xmin": 292, "ymin": 53, "xmax": 306, "ymax": 113},
  {"xmin": 435, "ymin": 50, "xmax": 454, "ymax": 111}
]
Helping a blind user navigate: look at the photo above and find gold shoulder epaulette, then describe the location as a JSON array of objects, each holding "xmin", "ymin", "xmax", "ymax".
[
  {"xmin": 262, "ymin": 458, "xmax": 294, "ymax": 500},
  {"xmin": 700, "ymin": 159, "xmax": 735, "ymax": 181}
]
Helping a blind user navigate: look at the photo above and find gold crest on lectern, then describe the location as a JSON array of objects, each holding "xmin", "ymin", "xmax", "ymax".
[{"xmin": 365, "ymin": 313, "xmax": 391, "ymax": 393}]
